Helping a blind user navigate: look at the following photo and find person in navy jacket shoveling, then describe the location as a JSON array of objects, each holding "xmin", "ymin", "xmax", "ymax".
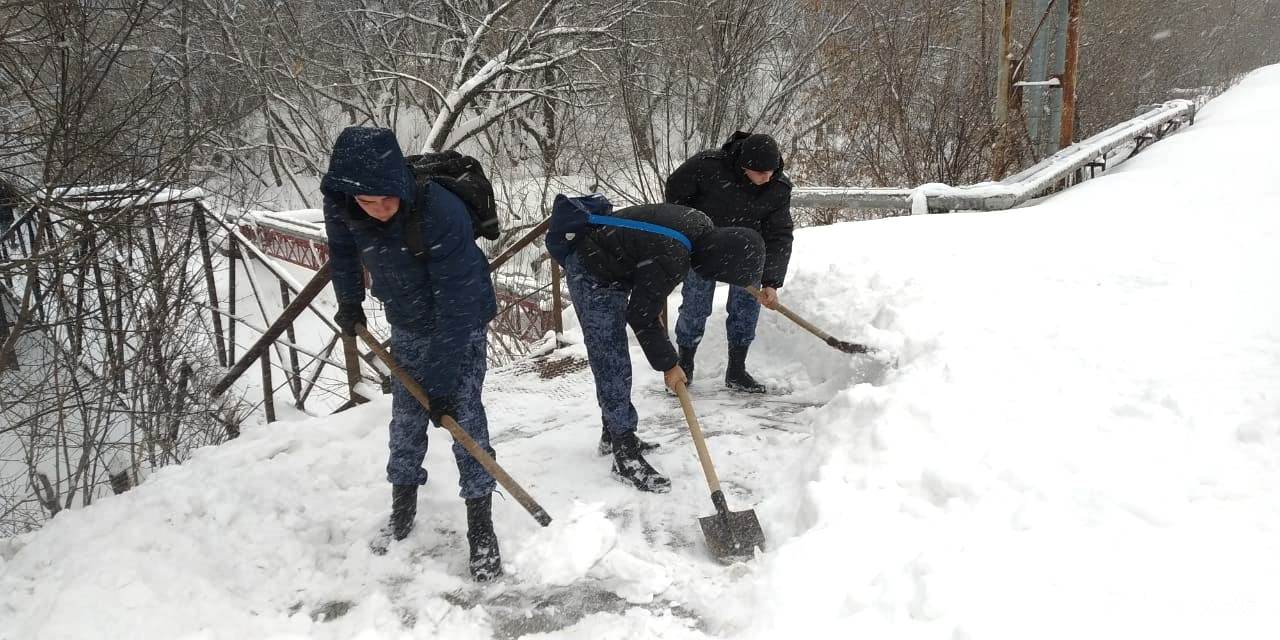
[
  {"xmin": 547, "ymin": 195, "xmax": 765, "ymax": 493},
  {"xmin": 321, "ymin": 127, "xmax": 501, "ymax": 581}
]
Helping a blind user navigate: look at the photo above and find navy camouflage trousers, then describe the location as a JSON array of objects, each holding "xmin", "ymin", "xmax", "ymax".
[
  {"xmin": 387, "ymin": 323, "xmax": 496, "ymax": 499},
  {"xmin": 674, "ymin": 268, "xmax": 760, "ymax": 349},
  {"xmin": 564, "ymin": 252, "xmax": 640, "ymax": 437}
]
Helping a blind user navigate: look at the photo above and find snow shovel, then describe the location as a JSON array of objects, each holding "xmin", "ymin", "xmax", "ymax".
[
  {"xmin": 355, "ymin": 325, "xmax": 553, "ymax": 527},
  {"xmin": 674, "ymin": 381, "xmax": 765, "ymax": 563},
  {"xmin": 745, "ymin": 285, "xmax": 873, "ymax": 355}
]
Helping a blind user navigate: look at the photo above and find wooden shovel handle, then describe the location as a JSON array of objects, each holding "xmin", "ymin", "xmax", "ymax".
[
  {"xmin": 744, "ymin": 285, "xmax": 833, "ymax": 342},
  {"xmin": 744, "ymin": 286, "xmax": 871, "ymax": 355},
  {"xmin": 674, "ymin": 382, "xmax": 721, "ymax": 494},
  {"xmin": 356, "ymin": 326, "xmax": 552, "ymax": 527},
  {"xmin": 341, "ymin": 334, "xmax": 367, "ymax": 404}
]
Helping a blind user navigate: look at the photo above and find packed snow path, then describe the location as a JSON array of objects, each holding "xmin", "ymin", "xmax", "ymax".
[{"xmin": 5, "ymin": 66, "xmax": 1280, "ymax": 639}]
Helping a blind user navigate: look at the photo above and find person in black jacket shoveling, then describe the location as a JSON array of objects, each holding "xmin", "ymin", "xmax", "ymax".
[
  {"xmin": 321, "ymin": 127, "xmax": 502, "ymax": 581},
  {"xmin": 666, "ymin": 132, "xmax": 794, "ymax": 393},
  {"xmin": 547, "ymin": 195, "xmax": 765, "ymax": 493}
]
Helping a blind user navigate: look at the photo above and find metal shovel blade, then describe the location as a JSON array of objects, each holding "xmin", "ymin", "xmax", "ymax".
[
  {"xmin": 826, "ymin": 335, "xmax": 871, "ymax": 355},
  {"xmin": 699, "ymin": 491, "xmax": 766, "ymax": 564}
]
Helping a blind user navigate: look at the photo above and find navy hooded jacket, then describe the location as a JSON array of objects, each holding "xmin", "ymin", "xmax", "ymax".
[{"xmin": 320, "ymin": 126, "xmax": 497, "ymax": 400}]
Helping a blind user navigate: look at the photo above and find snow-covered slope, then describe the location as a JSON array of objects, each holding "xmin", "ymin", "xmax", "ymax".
[{"xmin": 4, "ymin": 66, "xmax": 1280, "ymax": 639}]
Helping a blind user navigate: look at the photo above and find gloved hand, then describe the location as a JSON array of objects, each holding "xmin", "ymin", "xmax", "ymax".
[
  {"xmin": 334, "ymin": 302, "xmax": 366, "ymax": 337},
  {"xmin": 429, "ymin": 394, "xmax": 460, "ymax": 428}
]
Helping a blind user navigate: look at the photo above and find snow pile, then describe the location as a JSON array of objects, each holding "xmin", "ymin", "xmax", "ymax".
[
  {"xmin": 715, "ymin": 65, "xmax": 1280, "ymax": 639},
  {"xmin": 509, "ymin": 501, "xmax": 673, "ymax": 604},
  {"xmin": 4, "ymin": 65, "xmax": 1280, "ymax": 639}
]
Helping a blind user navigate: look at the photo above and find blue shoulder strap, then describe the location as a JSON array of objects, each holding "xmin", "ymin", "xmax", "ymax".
[{"xmin": 588, "ymin": 214, "xmax": 692, "ymax": 251}]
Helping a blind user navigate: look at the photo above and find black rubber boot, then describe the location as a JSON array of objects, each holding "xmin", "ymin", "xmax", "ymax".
[
  {"xmin": 610, "ymin": 432, "xmax": 671, "ymax": 493},
  {"xmin": 678, "ymin": 344, "xmax": 698, "ymax": 384},
  {"xmin": 466, "ymin": 494, "xmax": 503, "ymax": 582},
  {"xmin": 597, "ymin": 428, "xmax": 660, "ymax": 456},
  {"xmin": 725, "ymin": 345, "xmax": 766, "ymax": 393},
  {"xmin": 390, "ymin": 484, "xmax": 418, "ymax": 540},
  {"xmin": 371, "ymin": 484, "xmax": 417, "ymax": 555}
]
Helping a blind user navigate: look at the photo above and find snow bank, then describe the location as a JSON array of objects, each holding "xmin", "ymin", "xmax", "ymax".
[{"xmin": 714, "ymin": 64, "xmax": 1280, "ymax": 639}]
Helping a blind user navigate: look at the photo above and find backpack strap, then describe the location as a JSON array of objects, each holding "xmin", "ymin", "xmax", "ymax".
[{"xmin": 587, "ymin": 214, "xmax": 692, "ymax": 251}]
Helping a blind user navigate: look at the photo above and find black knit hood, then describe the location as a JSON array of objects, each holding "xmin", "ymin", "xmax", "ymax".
[{"xmin": 722, "ymin": 131, "xmax": 784, "ymax": 172}]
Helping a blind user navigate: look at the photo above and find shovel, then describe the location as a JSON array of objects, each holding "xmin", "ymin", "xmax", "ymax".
[
  {"xmin": 355, "ymin": 325, "xmax": 552, "ymax": 527},
  {"xmin": 674, "ymin": 381, "xmax": 765, "ymax": 563},
  {"xmin": 745, "ymin": 285, "xmax": 873, "ymax": 355}
]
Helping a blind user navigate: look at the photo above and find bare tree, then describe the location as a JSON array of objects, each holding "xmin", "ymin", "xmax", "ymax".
[{"xmin": 0, "ymin": 0, "xmax": 243, "ymax": 536}]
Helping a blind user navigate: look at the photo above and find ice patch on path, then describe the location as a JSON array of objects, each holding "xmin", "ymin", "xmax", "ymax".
[{"xmin": 509, "ymin": 501, "xmax": 673, "ymax": 604}]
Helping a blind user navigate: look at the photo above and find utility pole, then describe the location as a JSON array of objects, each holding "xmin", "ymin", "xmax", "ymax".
[
  {"xmin": 992, "ymin": 0, "xmax": 1015, "ymax": 180},
  {"xmin": 1060, "ymin": 0, "xmax": 1082, "ymax": 149}
]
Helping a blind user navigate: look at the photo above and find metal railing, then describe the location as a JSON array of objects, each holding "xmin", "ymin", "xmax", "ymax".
[
  {"xmin": 791, "ymin": 99, "xmax": 1197, "ymax": 213},
  {"xmin": 208, "ymin": 215, "xmax": 564, "ymax": 422}
]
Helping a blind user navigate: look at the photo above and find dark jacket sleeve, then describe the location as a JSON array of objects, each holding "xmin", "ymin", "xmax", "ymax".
[
  {"xmin": 759, "ymin": 193, "xmax": 794, "ymax": 288},
  {"xmin": 322, "ymin": 195, "xmax": 366, "ymax": 305},
  {"xmin": 626, "ymin": 259, "xmax": 681, "ymax": 372},
  {"xmin": 420, "ymin": 183, "xmax": 495, "ymax": 399},
  {"xmin": 664, "ymin": 157, "xmax": 702, "ymax": 207}
]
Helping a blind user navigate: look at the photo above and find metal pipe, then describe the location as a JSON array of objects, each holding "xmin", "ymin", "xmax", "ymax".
[{"xmin": 193, "ymin": 203, "xmax": 227, "ymax": 366}]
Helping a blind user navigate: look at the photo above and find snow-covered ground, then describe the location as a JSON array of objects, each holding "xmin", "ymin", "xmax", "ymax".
[{"xmin": 4, "ymin": 66, "xmax": 1280, "ymax": 639}]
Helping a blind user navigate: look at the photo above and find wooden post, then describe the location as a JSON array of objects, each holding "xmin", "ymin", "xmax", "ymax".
[
  {"xmin": 193, "ymin": 203, "xmax": 227, "ymax": 366},
  {"xmin": 279, "ymin": 279, "xmax": 303, "ymax": 405},
  {"xmin": 992, "ymin": 0, "xmax": 1015, "ymax": 180},
  {"xmin": 261, "ymin": 347, "xmax": 275, "ymax": 423},
  {"xmin": 1060, "ymin": 0, "xmax": 1082, "ymax": 149}
]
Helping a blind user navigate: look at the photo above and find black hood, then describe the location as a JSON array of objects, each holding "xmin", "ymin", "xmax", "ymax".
[
  {"xmin": 690, "ymin": 226, "xmax": 765, "ymax": 287},
  {"xmin": 320, "ymin": 127, "xmax": 415, "ymax": 203},
  {"xmin": 722, "ymin": 131, "xmax": 783, "ymax": 172}
]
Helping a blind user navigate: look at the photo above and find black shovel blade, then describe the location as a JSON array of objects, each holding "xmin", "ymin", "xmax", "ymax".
[
  {"xmin": 699, "ymin": 492, "xmax": 765, "ymax": 564},
  {"xmin": 826, "ymin": 336, "xmax": 871, "ymax": 355}
]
